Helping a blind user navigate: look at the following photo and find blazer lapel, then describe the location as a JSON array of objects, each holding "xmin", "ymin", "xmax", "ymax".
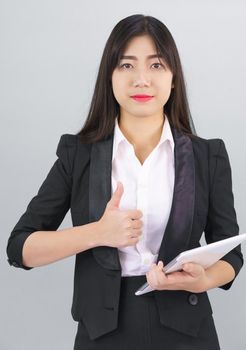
[
  {"xmin": 90, "ymin": 134, "xmax": 121, "ymax": 270},
  {"xmin": 90, "ymin": 125, "xmax": 195, "ymax": 271},
  {"xmin": 157, "ymin": 127, "xmax": 195, "ymax": 265}
]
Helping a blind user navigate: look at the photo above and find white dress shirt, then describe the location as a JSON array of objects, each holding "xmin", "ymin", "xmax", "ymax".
[{"xmin": 111, "ymin": 115, "xmax": 175, "ymax": 276}]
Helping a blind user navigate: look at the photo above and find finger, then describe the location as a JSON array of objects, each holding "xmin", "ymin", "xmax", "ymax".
[
  {"xmin": 148, "ymin": 263, "xmax": 167, "ymax": 288},
  {"xmin": 151, "ymin": 262, "xmax": 164, "ymax": 275},
  {"xmin": 147, "ymin": 269, "xmax": 159, "ymax": 288},
  {"xmin": 107, "ymin": 181, "xmax": 124, "ymax": 209},
  {"xmin": 147, "ymin": 263, "xmax": 155, "ymax": 271},
  {"xmin": 157, "ymin": 260, "xmax": 164, "ymax": 270},
  {"xmin": 156, "ymin": 262, "xmax": 168, "ymax": 284},
  {"xmin": 124, "ymin": 218, "xmax": 141, "ymax": 230},
  {"xmin": 130, "ymin": 220, "xmax": 143, "ymax": 229},
  {"xmin": 128, "ymin": 209, "xmax": 143, "ymax": 220},
  {"xmin": 126, "ymin": 227, "xmax": 142, "ymax": 237}
]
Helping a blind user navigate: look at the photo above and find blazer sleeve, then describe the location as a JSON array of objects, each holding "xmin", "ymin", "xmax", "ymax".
[
  {"xmin": 205, "ymin": 138, "xmax": 244, "ymax": 290},
  {"xmin": 6, "ymin": 134, "xmax": 77, "ymax": 270}
]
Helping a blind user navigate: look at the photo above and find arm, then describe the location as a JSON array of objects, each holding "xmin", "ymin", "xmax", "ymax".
[
  {"xmin": 7, "ymin": 134, "xmax": 143, "ymax": 269},
  {"xmin": 146, "ymin": 259, "xmax": 236, "ymax": 293},
  {"xmin": 204, "ymin": 139, "xmax": 244, "ymax": 289},
  {"xmin": 6, "ymin": 134, "xmax": 84, "ymax": 270},
  {"xmin": 203, "ymin": 260, "xmax": 235, "ymax": 290},
  {"xmin": 146, "ymin": 139, "xmax": 244, "ymax": 292},
  {"xmin": 21, "ymin": 222, "xmax": 102, "ymax": 268}
]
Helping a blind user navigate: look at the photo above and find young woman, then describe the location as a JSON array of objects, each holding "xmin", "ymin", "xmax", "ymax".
[{"xmin": 7, "ymin": 14, "xmax": 243, "ymax": 349}]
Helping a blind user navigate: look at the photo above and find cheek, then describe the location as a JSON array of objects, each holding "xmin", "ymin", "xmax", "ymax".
[
  {"xmin": 112, "ymin": 75, "xmax": 127, "ymax": 100},
  {"xmin": 158, "ymin": 82, "xmax": 173, "ymax": 101},
  {"xmin": 157, "ymin": 73, "xmax": 173, "ymax": 92}
]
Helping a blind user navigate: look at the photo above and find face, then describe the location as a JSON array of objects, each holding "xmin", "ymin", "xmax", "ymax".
[{"xmin": 111, "ymin": 35, "xmax": 174, "ymax": 121}]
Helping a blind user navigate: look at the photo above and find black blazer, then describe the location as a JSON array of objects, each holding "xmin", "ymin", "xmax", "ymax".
[{"xmin": 6, "ymin": 126, "xmax": 244, "ymax": 340}]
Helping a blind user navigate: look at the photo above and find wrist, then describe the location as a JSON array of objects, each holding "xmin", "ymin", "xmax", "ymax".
[
  {"xmin": 89, "ymin": 220, "xmax": 105, "ymax": 248},
  {"xmin": 201, "ymin": 270, "xmax": 214, "ymax": 292},
  {"xmin": 77, "ymin": 221, "xmax": 103, "ymax": 249}
]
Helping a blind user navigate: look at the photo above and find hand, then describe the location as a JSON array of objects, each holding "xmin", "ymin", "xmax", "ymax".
[
  {"xmin": 146, "ymin": 261, "xmax": 210, "ymax": 293},
  {"xmin": 98, "ymin": 181, "xmax": 143, "ymax": 248}
]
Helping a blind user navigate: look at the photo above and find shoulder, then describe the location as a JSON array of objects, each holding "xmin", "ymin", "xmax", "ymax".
[
  {"xmin": 56, "ymin": 133, "xmax": 92, "ymax": 174},
  {"xmin": 189, "ymin": 134, "xmax": 232, "ymax": 182},
  {"xmin": 56, "ymin": 133, "xmax": 93, "ymax": 153},
  {"xmin": 189, "ymin": 134, "xmax": 227, "ymax": 158}
]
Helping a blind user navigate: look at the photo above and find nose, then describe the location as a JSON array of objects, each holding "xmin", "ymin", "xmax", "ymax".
[{"xmin": 133, "ymin": 70, "xmax": 151, "ymax": 88}]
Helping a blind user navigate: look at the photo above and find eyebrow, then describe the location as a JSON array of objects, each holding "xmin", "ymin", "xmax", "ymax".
[{"xmin": 119, "ymin": 54, "xmax": 164, "ymax": 60}]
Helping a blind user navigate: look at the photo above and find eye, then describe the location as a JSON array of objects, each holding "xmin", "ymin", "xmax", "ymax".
[
  {"xmin": 119, "ymin": 63, "xmax": 133, "ymax": 69},
  {"xmin": 151, "ymin": 63, "xmax": 164, "ymax": 69}
]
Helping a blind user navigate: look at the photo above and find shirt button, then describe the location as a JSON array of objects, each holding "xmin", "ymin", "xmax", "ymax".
[{"xmin": 143, "ymin": 258, "xmax": 150, "ymax": 265}]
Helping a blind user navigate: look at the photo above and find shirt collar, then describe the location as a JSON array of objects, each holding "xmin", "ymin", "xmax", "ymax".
[{"xmin": 112, "ymin": 115, "xmax": 174, "ymax": 162}]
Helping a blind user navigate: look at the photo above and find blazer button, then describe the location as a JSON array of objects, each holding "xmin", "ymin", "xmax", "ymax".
[{"xmin": 188, "ymin": 294, "xmax": 198, "ymax": 306}]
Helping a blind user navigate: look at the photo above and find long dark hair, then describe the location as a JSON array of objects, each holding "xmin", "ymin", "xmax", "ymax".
[{"xmin": 76, "ymin": 14, "xmax": 196, "ymax": 143}]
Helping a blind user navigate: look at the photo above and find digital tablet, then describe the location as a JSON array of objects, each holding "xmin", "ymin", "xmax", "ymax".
[{"xmin": 135, "ymin": 233, "xmax": 246, "ymax": 296}]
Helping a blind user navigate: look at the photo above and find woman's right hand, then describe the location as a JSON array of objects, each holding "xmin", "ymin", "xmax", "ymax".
[{"xmin": 98, "ymin": 181, "xmax": 143, "ymax": 248}]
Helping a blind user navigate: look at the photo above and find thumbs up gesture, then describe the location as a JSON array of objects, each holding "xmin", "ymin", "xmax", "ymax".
[{"xmin": 98, "ymin": 181, "xmax": 143, "ymax": 248}]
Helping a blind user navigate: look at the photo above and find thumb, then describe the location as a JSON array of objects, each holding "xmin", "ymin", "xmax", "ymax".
[
  {"xmin": 182, "ymin": 263, "xmax": 202, "ymax": 277},
  {"xmin": 107, "ymin": 181, "xmax": 124, "ymax": 209}
]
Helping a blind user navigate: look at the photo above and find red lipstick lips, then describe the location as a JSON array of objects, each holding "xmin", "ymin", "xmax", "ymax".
[{"xmin": 131, "ymin": 94, "xmax": 154, "ymax": 102}]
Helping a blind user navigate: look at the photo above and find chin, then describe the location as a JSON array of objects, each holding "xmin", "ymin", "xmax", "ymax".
[{"xmin": 133, "ymin": 109, "xmax": 159, "ymax": 117}]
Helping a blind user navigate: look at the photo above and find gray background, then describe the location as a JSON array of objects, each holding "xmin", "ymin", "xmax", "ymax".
[{"xmin": 1, "ymin": 0, "xmax": 245, "ymax": 349}]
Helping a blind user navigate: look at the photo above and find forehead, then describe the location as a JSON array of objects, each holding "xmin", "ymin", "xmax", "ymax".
[{"xmin": 122, "ymin": 35, "xmax": 158, "ymax": 56}]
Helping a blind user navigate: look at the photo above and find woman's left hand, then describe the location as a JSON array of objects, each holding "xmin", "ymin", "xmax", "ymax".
[{"xmin": 146, "ymin": 261, "xmax": 210, "ymax": 293}]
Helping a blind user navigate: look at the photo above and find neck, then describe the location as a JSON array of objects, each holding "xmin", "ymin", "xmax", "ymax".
[{"xmin": 118, "ymin": 114, "xmax": 165, "ymax": 148}]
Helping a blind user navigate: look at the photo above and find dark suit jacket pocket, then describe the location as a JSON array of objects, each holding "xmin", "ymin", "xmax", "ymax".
[{"xmin": 155, "ymin": 290, "xmax": 213, "ymax": 337}]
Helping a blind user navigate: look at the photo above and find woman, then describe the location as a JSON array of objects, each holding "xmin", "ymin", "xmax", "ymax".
[{"xmin": 7, "ymin": 14, "xmax": 243, "ymax": 349}]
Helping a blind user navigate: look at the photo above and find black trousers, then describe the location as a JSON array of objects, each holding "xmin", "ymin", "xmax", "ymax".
[{"xmin": 73, "ymin": 275, "xmax": 220, "ymax": 350}]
